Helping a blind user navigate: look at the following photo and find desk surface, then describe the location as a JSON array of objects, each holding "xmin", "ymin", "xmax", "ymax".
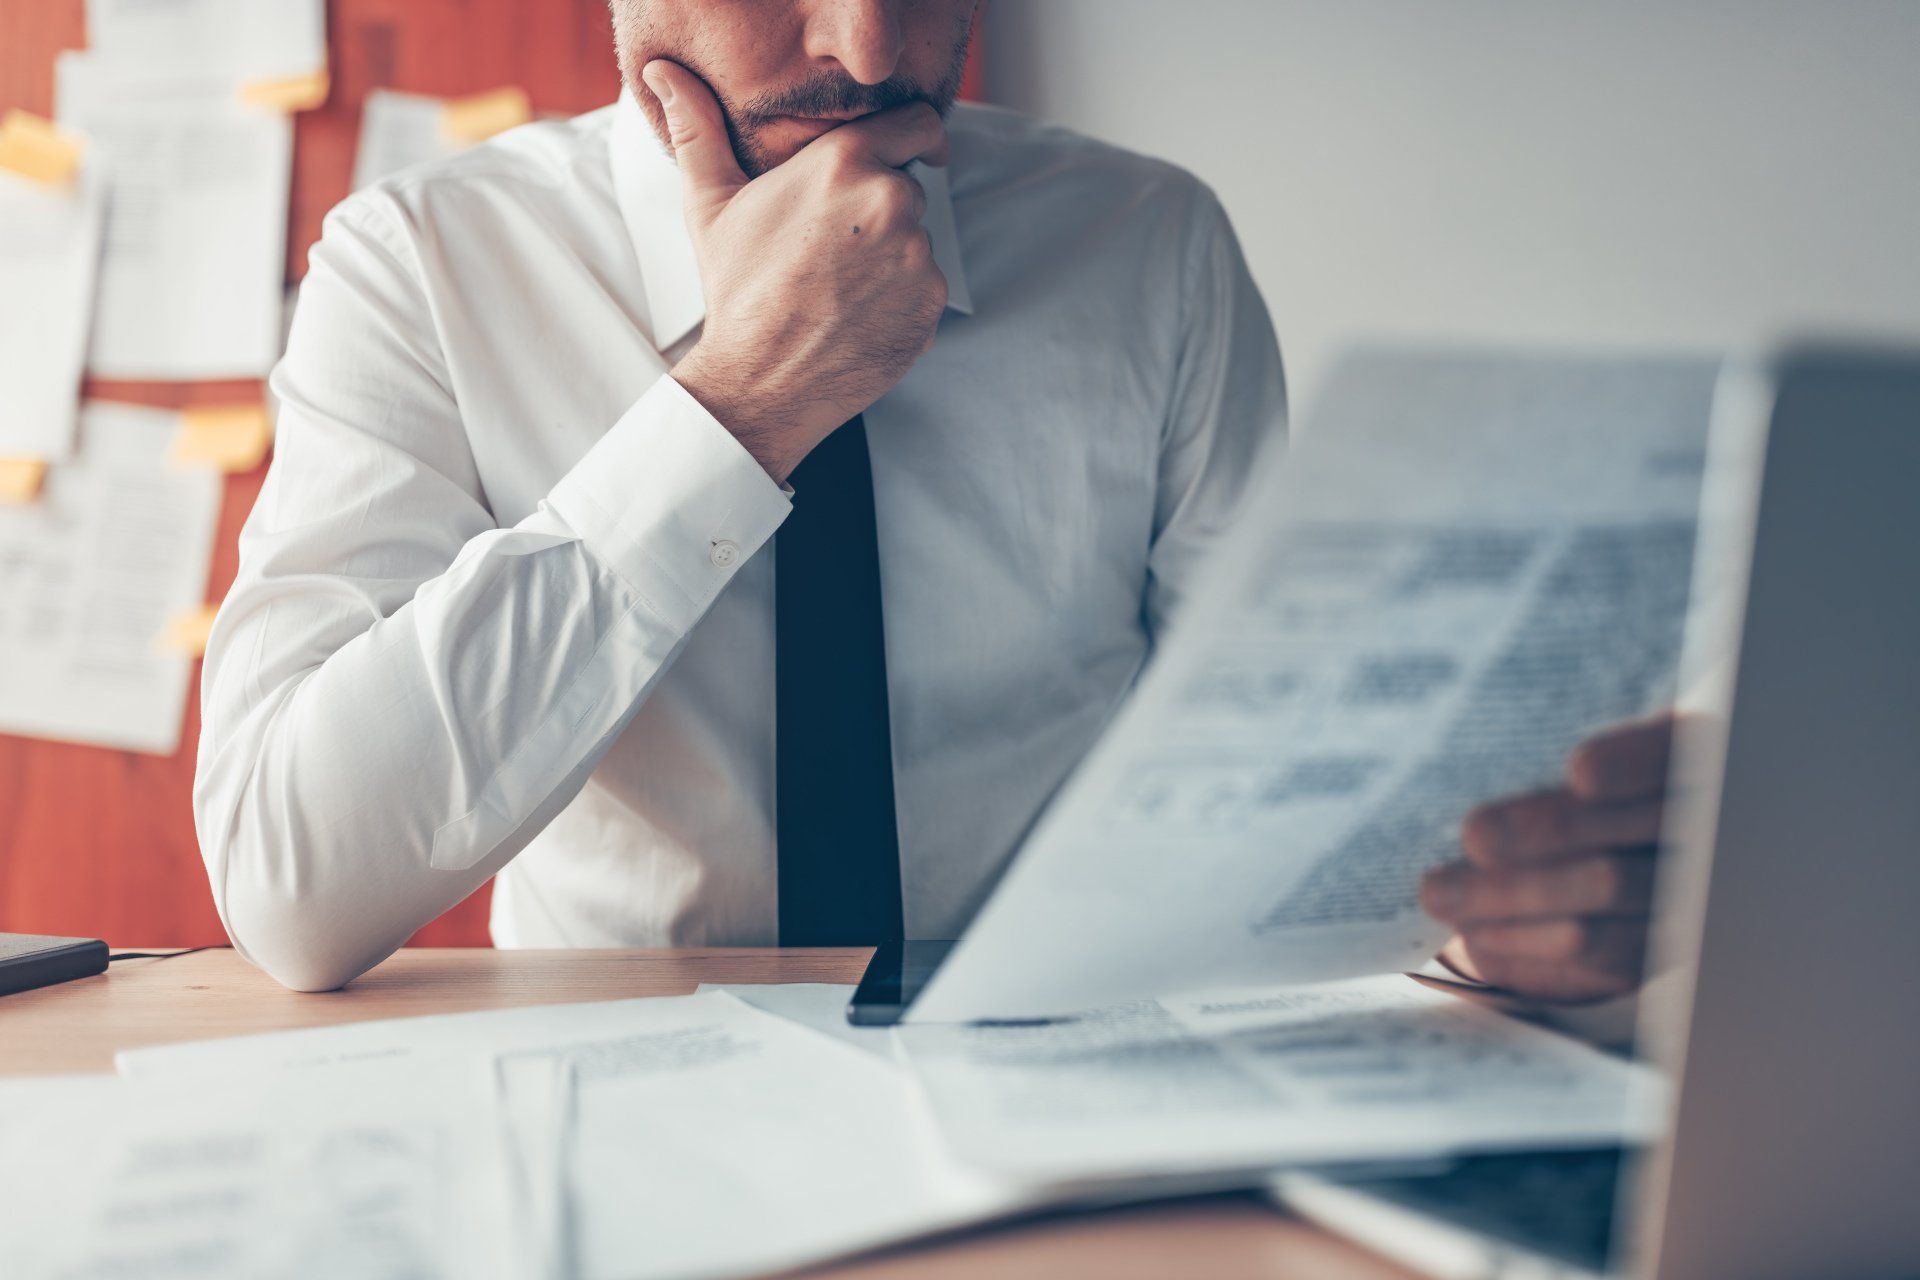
[{"xmin": 0, "ymin": 947, "xmax": 1420, "ymax": 1280}]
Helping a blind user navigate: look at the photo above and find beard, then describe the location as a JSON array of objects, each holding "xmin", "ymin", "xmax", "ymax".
[{"xmin": 613, "ymin": 4, "xmax": 975, "ymax": 177}]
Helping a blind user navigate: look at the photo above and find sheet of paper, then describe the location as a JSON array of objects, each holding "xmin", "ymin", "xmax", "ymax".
[
  {"xmin": 695, "ymin": 980, "xmax": 897, "ymax": 1060},
  {"xmin": 910, "ymin": 350, "xmax": 1721, "ymax": 1022},
  {"xmin": 353, "ymin": 87, "xmax": 542, "ymax": 190},
  {"xmin": 0, "ymin": 1059, "xmax": 518, "ymax": 1280},
  {"xmin": 86, "ymin": 0, "xmax": 328, "ymax": 82},
  {"xmin": 0, "ymin": 163, "xmax": 102, "ymax": 461},
  {"xmin": 0, "ymin": 403, "xmax": 222, "ymax": 753},
  {"xmin": 122, "ymin": 992, "xmax": 1034, "ymax": 1280},
  {"xmin": 896, "ymin": 974, "xmax": 1663, "ymax": 1183},
  {"xmin": 57, "ymin": 53, "xmax": 292, "ymax": 379}
]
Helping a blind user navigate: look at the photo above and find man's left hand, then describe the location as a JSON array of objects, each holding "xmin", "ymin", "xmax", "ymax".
[{"xmin": 1419, "ymin": 714, "xmax": 1677, "ymax": 1003}]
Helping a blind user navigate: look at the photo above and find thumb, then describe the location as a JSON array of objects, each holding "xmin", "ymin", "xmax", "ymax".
[{"xmin": 641, "ymin": 59, "xmax": 747, "ymax": 228}]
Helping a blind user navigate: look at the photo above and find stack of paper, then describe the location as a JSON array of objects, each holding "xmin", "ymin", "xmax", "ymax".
[{"xmin": 0, "ymin": 1060, "xmax": 521, "ymax": 1280}]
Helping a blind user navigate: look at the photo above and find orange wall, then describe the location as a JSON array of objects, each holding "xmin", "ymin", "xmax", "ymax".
[{"xmin": 0, "ymin": 1, "xmax": 982, "ymax": 949}]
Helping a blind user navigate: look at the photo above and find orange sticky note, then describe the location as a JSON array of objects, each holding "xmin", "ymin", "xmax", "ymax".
[
  {"xmin": 441, "ymin": 87, "xmax": 532, "ymax": 144},
  {"xmin": 0, "ymin": 457, "xmax": 49, "ymax": 503},
  {"xmin": 162, "ymin": 604, "xmax": 220, "ymax": 657},
  {"xmin": 241, "ymin": 67, "xmax": 332, "ymax": 113},
  {"xmin": 171, "ymin": 405, "xmax": 273, "ymax": 473},
  {"xmin": 0, "ymin": 110, "xmax": 84, "ymax": 186}
]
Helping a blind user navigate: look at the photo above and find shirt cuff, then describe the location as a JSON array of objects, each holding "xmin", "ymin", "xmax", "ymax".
[{"xmin": 546, "ymin": 374, "xmax": 791, "ymax": 629}]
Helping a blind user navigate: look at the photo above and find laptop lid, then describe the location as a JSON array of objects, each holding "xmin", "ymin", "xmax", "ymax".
[{"xmin": 1624, "ymin": 347, "xmax": 1920, "ymax": 1279}]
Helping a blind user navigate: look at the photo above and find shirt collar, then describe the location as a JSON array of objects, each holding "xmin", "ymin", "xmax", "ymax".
[{"xmin": 609, "ymin": 90, "xmax": 973, "ymax": 353}]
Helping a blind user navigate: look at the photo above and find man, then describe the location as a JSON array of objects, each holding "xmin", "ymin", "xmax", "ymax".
[{"xmin": 196, "ymin": 0, "xmax": 1669, "ymax": 1002}]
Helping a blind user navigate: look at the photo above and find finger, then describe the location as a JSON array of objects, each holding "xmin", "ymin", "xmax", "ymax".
[
  {"xmin": 1566, "ymin": 713, "xmax": 1677, "ymax": 801},
  {"xmin": 828, "ymin": 100, "xmax": 950, "ymax": 169},
  {"xmin": 642, "ymin": 59, "xmax": 747, "ymax": 227},
  {"xmin": 1455, "ymin": 919, "xmax": 1648, "ymax": 1002},
  {"xmin": 1460, "ymin": 790, "xmax": 1665, "ymax": 867},
  {"xmin": 1421, "ymin": 849, "xmax": 1657, "ymax": 926}
]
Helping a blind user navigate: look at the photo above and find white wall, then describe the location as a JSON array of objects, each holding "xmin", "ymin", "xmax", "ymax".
[{"xmin": 985, "ymin": 1, "xmax": 1920, "ymax": 404}]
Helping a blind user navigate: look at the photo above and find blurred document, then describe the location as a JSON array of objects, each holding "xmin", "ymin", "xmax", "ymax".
[
  {"xmin": 696, "ymin": 979, "xmax": 896, "ymax": 1060},
  {"xmin": 86, "ymin": 0, "xmax": 327, "ymax": 81},
  {"xmin": 897, "ymin": 975, "xmax": 1661, "ymax": 1182},
  {"xmin": 57, "ymin": 53, "xmax": 292, "ymax": 379},
  {"xmin": 353, "ymin": 88, "xmax": 532, "ymax": 190},
  {"xmin": 0, "ymin": 160, "xmax": 102, "ymax": 461},
  {"xmin": 122, "ymin": 992, "xmax": 1030, "ymax": 1280},
  {"xmin": 0, "ymin": 1060, "xmax": 517, "ymax": 1280},
  {"xmin": 912, "ymin": 352, "xmax": 1719, "ymax": 1022},
  {"xmin": 0, "ymin": 403, "xmax": 221, "ymax": 753}
]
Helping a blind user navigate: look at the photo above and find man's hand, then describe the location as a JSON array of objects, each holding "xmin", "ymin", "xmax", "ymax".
[
  {"xmin": 1419, "ymin": 715, "xmax": 1677, "ymax": 1003},
  {"xmin": 641, "ymin": 60, "xmax": 950, "ymax": 482}
]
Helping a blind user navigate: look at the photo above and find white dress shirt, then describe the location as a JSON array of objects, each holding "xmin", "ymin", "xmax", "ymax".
[{"xmin": 195, "ymin": 95, "xmax": 1286, "ymax": 991}]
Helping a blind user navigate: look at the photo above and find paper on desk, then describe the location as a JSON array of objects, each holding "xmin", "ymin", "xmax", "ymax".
[
  {"xmin": 56, "ymin": 53, "xmax": 293, "ymax": 380},
  {"xmin": 353, "ymin": 88, "xmax": 534, "ymax": 190},
  {"xmin": 0, "ymin": 1058, "xmax": 518, "ymax": 1280},
  {"xmin": 695, "ymin": 980, "xmax": 896, "ymax": 1060},
  {"xmin": 910, "ymin": 350, "xmax": 1720, "ymax": 1023},
  {"xmin": 0, "ymin": 151, "xmax": 102, "ymax": 462},
  {"xmin": 86, "ymin": 0, "xmax": 328, "ymax": 83},
  {"xmin": 896, "ymin": 974, "xmax": 1662, "ymax": 1183},
  {"xmin": 122, "ymin": 992, "xmax": 1033, "ymax": 1280},
  {"xmin": 0, "ymin": 403, "xmax": 222, "ymax": 753}
]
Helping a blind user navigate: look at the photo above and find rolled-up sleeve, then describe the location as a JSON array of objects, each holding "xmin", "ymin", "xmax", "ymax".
[{"xmin": 195, "ymin": 197, "xmax": 788, "ymax": 992}]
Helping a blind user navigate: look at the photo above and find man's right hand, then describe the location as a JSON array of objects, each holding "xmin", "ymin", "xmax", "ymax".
[{"xmin": 642, "ymin": 60, "xmax": 951, "ymax": 482}]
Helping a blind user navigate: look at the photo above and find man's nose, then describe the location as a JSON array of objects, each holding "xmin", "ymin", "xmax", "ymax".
[{"xmin": 801, "ymin": 0, "xmax": 907, "ymax": 87}]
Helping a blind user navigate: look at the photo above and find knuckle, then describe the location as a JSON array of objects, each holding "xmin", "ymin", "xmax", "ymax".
[
  {"xmin": 1553, "ymin": 919, "xmax": 1591, "ymax": 962},
  {"xmin": 1585, "ymin": 856, "xmax": 1623, "ymax": 906}
]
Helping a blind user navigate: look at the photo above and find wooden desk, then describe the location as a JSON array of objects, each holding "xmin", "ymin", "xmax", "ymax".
[{"xmin": 0, "ymin": 947, "xmax": 1420, "ymax": 1280}]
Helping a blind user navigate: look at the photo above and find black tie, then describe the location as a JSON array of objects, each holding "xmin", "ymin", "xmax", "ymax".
[{"xmin": 776, "ymin": 416, "xmax": 905, "ymax": 946}]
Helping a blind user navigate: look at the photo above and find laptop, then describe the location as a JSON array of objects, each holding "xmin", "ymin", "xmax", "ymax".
[{"xmin": 1271, "ymin": 346, "xmax": 1920, "ymax": 1278}]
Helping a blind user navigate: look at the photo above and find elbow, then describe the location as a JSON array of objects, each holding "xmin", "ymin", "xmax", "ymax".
[{"xmin": 213, "ymin": 845, "xmax": 393, "ymax": 993}]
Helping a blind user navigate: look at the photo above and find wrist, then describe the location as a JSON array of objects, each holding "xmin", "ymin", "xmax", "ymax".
[{"xmin": 672, "ymin": 347, "xmax": 802, "ymax": 483}]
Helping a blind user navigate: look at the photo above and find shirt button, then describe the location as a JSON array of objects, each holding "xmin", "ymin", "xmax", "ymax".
[{"xmin": 709, "ymin": 539, "xmax": 741, "ymax": 569}]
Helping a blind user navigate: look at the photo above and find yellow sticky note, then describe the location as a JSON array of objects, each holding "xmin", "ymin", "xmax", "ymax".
[
  {"xmin": 162, "ymin": 604, "xmax": 220, "ymax": 657},
  {"xmin": 441, "ymin": 87, "xmax": 532, "ymax": 144},
  {"xmin": 241, "ymin": 67, "xmax": 332, "ymax": 113},
  {"xmin": 172, "ymin": 405, "xmax": 274, "ymax": 473},
  {"xmin": 0, "ymin": 457, "xmax": 49, "ymax": 503},
  {"xmin": 0, "ymin": 110, "xmax": 84, "ymax": 186}
]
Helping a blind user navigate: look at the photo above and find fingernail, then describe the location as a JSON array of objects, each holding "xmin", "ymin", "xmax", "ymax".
[{"xmin": 643, "ymin": 65, "xmax": 674, "ymax": 108}]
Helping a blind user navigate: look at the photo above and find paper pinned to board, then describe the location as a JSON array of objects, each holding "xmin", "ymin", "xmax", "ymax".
[
  {"xmin": 85, "ymin": 0, "xmax": 328, "ymax": 85},
  {"xmin": 909, "ymin": 350, "xmax": 1723, "ymax": 1023},
  {"xmin": 0, "ymin": 110, "xmax": 84, "ymax": 185},
  {"xmin": 0, "ymin": 151, "xmax": 105, "ymax": 462},
  {"xmin": 0, "ymin": 404, "xmax": 223, "ymax": 754},
  {"xmin": 352, "ymin": 86, "xmax": 533, "ymax": 190},
  {"xmin": 239, "ymin": 66, "xmax": 331, "ymax": 113},
  {"xmin": 0, "ymin": 459, "xmax": 50, "ymax": 504},
  {"xmin": 56, "ymin": 52, "xmax": 293, "ymax": 380},
  {"xmin": 172, "ymin": 403, "xmax": 274, "ymax": 472},
  {"xmin": 442, "ymin": 87, "xmax": 533, "ymax": 143}
]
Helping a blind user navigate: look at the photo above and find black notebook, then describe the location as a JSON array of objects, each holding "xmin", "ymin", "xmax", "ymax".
[{"xmin": 0, "ymin": 933, "xmax": 109, "ymax": 997}]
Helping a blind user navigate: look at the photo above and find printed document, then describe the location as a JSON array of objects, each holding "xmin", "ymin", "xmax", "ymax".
[
  {"xmin": 56, "ymin": 53, "xmax": 293, "ymax": 379},
  {"xmin": 0, "ymin": 164, "xmax": 102, "ymax": 460},
  {"xmin": 121, "ymin": 992, "xmax": 1032, "ymax": 1280},
  {"xmin": 896, "ymin": 974, "xmax": 1661, "ymax": 1182},
  {"xmin": 0, "ymin": 1060, "xmax": 518, "ymax": 1280},
  {"xmin": 86, "ymin": 0, "xmax": 328, "ymax": 82},
  {"xmin": 911, "ymin": 351, "xmax": 1720, "ymax": 1022},
  {"xmin": 0, "ymin": 403, "xmax": 222, "ymax": 753},
  {"xmin": 352, "ymin": 88, "xmax": 472, "ymax": 189}
]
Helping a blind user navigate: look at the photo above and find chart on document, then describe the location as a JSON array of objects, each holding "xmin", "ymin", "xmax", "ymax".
[{"xmin": 910, "ymin": 350, "xmax": 1723, "ymax": 1022}]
